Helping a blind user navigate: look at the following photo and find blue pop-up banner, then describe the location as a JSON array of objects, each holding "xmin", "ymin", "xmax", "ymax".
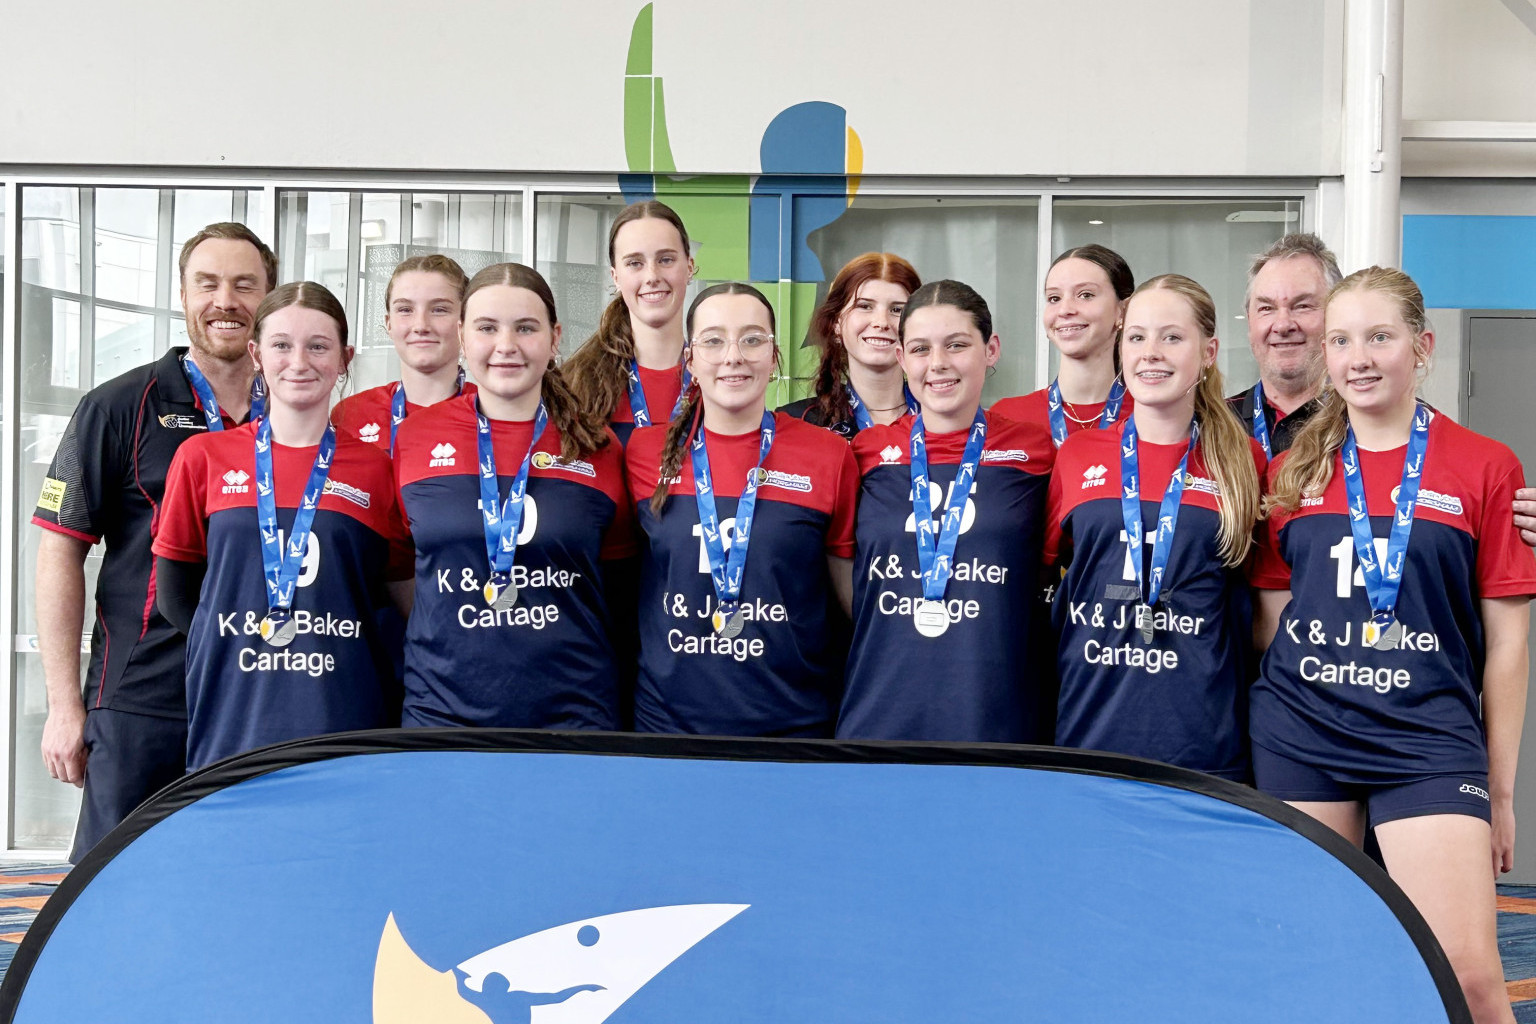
[{"xmin": 0, "ymin": 732, "xmax": 1465, "ymax": 1023}]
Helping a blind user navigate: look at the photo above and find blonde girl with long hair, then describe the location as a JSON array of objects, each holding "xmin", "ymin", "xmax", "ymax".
[
  {"xmin": 1044, "ymin": 274, "xmax": 1262, "ymax": 776},
  {"xmin": 1252, "ymin": 267, "xmax": 1536, "ymax": 1024}
]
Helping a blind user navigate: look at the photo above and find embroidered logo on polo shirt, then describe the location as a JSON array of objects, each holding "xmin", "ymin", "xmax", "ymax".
[
  {"xmin": 430, "ymin": 442, "xmax": 457, "ymax": 467},
  {"xmin": 981, "ymin": 449, "xmax": 1030, "ymax": 464},
  {"xmin": 1081, "ymin": 464, "xmax": 1108, "ymax": 489},
  {"xmin": 159, "ymin": 413, "xmax": 206, "ymax": 430},
  {"xmin": 880, "ymin": 445, "xmax": 903, "ymax": 464},
  {"xmin": 357, "ymin": 423, "xmax": 382, "ymax": 444},
  {"xmin": 531, "ymin": 451, "xmax": 597, "ymax": 477},
  {"xmin": 222, "ymin": 469, "xmax": 251, "ymax": 494},
  {"xmin": 323, "ymin": 478, "xmax": 372, "ymax": 509}
]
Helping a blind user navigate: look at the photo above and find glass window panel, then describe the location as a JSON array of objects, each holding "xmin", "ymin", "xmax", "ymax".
[
  {"xmin": 49, "ymin": 297, "xmax": 82, "ymax": 389},
  {"xmin": 172, "ymin": 189, "xmax": 235, "ymax": 248},
  {"xmin": 94, "ymin": 307, "xmax": 154, "ymax": 384},
  {"xmin": 94, "ymin": 188, "xmax": 159, "ymax": 306},
  {"xmin": 1052, "ymin": 198, "xmax": 1302, "ymax": 394},
  {"xmin": 21, "ymin": 187, "xmax": 81, "ymax": 292},
  {"xmin": 806, "ymin": 196, "xmax": 1040, "ymax": 405},
  {"xmin": 277, "ymin": 191, "xmax": 352, "ymax": 296}
]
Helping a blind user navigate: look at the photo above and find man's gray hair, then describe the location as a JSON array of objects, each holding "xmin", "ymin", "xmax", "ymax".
[{"xmin": 1245, "ymin": 233, "xmax": 1343, "ymax": 306}]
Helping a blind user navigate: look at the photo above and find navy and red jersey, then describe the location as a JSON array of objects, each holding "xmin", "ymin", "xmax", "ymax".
[
  {"xmin": 990, "ymin": 387, "xmax": 1133, "ymax": 438},
  {"xmin": 626, "ymin": 413, "xmax": 859, "ymax": 736},
  {"xmin": 32, "ymin": 347, "xmax": 249, "ymax": 718},
  {"xmin": 331, "ymin": 380, "xmax": 477, "ymax": 449},
  {"xmin": 610, "ymin": 364, "xmax": 685, "ymax": 447},
  {"xmin": 152, "ymin": 424, "xmax": 412, "ymax": 771},
  {"xmin": 1250, "ymin": 411, "xmax": 1536, "ymax": 782},
  {"xmin": 837, "ymin": 411, "xmax": 1056, "ymax": 743},
  {"xmin": 394, "ymin": 394, "xmax": 635, "ymax": 729},
  {"xmin": 1045, "ymin": 430, "xmax": 1266, "ymax": 779}
]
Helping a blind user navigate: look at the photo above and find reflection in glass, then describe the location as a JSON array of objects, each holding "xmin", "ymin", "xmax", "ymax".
[
  {"xmin": 94, "ymin": 188, "xmax": 159, "ymax": 306},
  {"xmin": 49, "ymin": 297, "xmax": 82, "ymax": 390},
  {"xmin": 94, "ymin": 307, "xmax": 153, "ymax": 384},
  {"xmin": 173, "ymin": 189, "xmax": 235, "ymax": 247},
  {"xmin": 21, "ymin": 187, "xmax": 81, "ymax": 292}
]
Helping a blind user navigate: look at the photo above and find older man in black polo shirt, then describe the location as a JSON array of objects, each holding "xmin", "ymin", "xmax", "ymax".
[{"xmin": 33, "ymin": 222, "xmax": 275, "ymax": 862}]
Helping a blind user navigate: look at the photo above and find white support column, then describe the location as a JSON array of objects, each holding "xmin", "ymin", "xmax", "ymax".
[{"xmin": 1340, "ymin": 0, "xmax": 1404, "ymax": 273}]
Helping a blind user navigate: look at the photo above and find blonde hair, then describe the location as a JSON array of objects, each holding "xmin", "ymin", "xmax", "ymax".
[
  {"xmin": 1265, "ymin": 266, "xmax": 1433, "ymax": 516},
  {"xmin": 1128, "ymin": 274, "xmax": 1260, "ymax": 566}
]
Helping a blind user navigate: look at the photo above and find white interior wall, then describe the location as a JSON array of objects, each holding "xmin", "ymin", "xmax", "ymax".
[{"xmin": 0, "ymin": 0, "xmax": 1343, "ymax": 177}]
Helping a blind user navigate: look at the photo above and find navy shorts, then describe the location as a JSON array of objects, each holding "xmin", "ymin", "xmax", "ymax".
[
  {"xmin": 1252, "ymin": 743, "xmax": 1491, "ymax": 828},
  {"xmin": 72, "ymin": 708, "xmax": 187, "ymax": 864}
]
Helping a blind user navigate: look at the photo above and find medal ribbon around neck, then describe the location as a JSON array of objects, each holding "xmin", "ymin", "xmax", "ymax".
[
  {"xmin": 184, "ymin": 356, "xmax": 266, "ymax": 430},
  {"xmin": 626, "ymin": 360, "xmax": 692, "ymax": 428},
  {"xmin": 847, "ymin": 380, "xmax": 920, "ymax": 432},
  {"xmin": 1047, "ymin": 377, "xmax": 1126, "ymax": 448},
  {"xmin": 475, "ymin": 398, "xmax": 549, "ymax": 607},
  {"xmin": 691, "ymin": 411, "xmax": 775, "ymax": 636},
  {"xmin": 1251, "ymin": 379, "xmax": 1273, "ymax": 460},
  {"xmin": 254, "ymin": 418, "xmax": 335, "ymax": 634},
  {"xmin": 911, "ymin": 409, "xmax": 988, "ymax": 604},
  {"xmin": 1341, "ymin": 402, "xmax": 1430, "ymax": 644},
  {"xmin": 390, "ymin": 365, "xmax": 466, "ymax": 454},
  {"xmin": 1119, "ymin": 414, "xmax": 1198, "ymax": 635}
]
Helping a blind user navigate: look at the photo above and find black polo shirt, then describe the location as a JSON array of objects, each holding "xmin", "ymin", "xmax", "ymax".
[
  {"xmin": 1226, "ymin": 384, "xmax": 1322, "ymax": 457},
  {"xmin": 32, "ymin": 346, "xmax": 242, "ymax": 718}
]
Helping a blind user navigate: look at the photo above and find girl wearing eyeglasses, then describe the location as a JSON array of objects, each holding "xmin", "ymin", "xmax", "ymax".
[{"xmin": 626, "ymin": 283, "xmax": 859, "ymax": 736}]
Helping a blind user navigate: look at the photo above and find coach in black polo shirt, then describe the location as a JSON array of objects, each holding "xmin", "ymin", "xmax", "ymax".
[
  {"xmin": 1225, "ymin": 234, "xmax": 1341, "ymax": 457},
  {"xmin": 33, "ymin": 222, "xmax": 275, "ymax": 862}
]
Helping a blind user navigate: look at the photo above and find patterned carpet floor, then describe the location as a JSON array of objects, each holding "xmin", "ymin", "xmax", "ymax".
[{"xmin": 1, "ymin": 862, "xmax": 1535, "ymax": 1013}]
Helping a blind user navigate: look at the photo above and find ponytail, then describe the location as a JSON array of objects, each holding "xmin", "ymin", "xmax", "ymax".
[
  {"xmin": 1263, "ymin": 384, "xmax": 1349, "ymax": 518},
  {"xmin": 649, "ymin": 381, "xmax": 702, "ymax": 517},
  {"xmin": 542, "ymin": 362, "xmax": 610, "ymax": 462},
  {"xmin": 1192, "ymin": 365, "xmax": 1260, "ymax": 566},
  {"xmin": 565, "ymin": 296, "xmax": 638, "ymax": 425}
]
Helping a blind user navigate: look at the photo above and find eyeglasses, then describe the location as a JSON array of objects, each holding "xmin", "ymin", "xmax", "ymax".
[{"xmin": 690, "ymin": 333, "xmax": 775, "ymax": 359}]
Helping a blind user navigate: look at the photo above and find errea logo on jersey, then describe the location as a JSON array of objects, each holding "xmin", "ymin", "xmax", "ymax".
[
  {"xmin": 1081, "ymin": 464, "xmax": 1108, "ymax": 489},
  {"xmin": 880, "ymin": 445, "xmax": 903, "ymax": 464},
  {"xmin": 221, "ymin": 469, "xmax": 250, "ymax": 494},
  {"xmin": 430, "ymin": 442, "xmax": 456, "ymax": 467},
  {"xmin": 357, "ymin": 423, "xmax": 382, "ymax": 444}
]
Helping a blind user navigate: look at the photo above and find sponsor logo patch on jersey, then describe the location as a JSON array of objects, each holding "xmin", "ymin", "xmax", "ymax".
[
  {"xmin": 531, "ymin": 450, "xmax": 597, "ymax": 477},
  {"xmin": 760, "ymin": 469, "xmax": 813, "ymax": 493},
  {"xmin": 981, "ymin": 449, "xmax": 1030, "ymax": 465},
  {"xmin": 221, "ymin": 469, "xmax": 251, "ymax": 494},
  {"xmin": 880, "ymin": 445, "xmax": 903, "ymax": 464},
  {"xmin": 1391, "ymin": 484, "xmax": 1464, "ymax": 516},
  {"xmin": 1081, "ymin": 464, "xmax": 1108, "ymax": 489},
  {"xmin": 430, "ymin": 442, "xmax": 457, "ymax": 467},
  {"xmin": 1460, "ymin": 782, "xmax": 1490, "ymax": 801},
  {"xmin": 37, "ymin": 477, "xmax": 67, "ymax": 513},
  {"xmin": 323, "ymin": 478, "xmax": 372, "ymax": 509},
  {"xmin": 1183, "ymin": 473, "xmax": 1221, "ymax": 496},
  {"xmin": 159, "ymin": 413, "xmax": 206, "ymax": 430},
  {"xmin": 357, "ymin": 423, "xmax": 382, "ymax": 444}
]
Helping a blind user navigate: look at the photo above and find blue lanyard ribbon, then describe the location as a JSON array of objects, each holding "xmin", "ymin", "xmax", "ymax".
[
  {"xmin": 1047, "ymin": 377, "xmax": 1126, "ymax": 448},
  {"xmin": 692, "ymin": 411, "xmax": 775, "ymax": 614},
  {"xmin": 1341, "ymin": 402, "xmax": 1430, "ymax": 626},
  {"xmin": 475, "ymin": 398, "xmax": 548, "ymax": 580},
  {"xmin": 184, "ymin": 356, "xmax": 265, "ymax": 430},
  {"xmin": 626, "ymin": 360, "xmax": 692, "ymax": 428},
  {"xmin": 1251, "ymin": 380, "xmax": 1273, "ymax": 460},
  {"xmin": 1119, "ymin": 414, "xmax": 1198, "ymax": 615},
  {"xmin": 389, "ymin": 366, "xmax": 466, "ymax": 454},
  {"xmin": 910, "ymin": 410, "xmax": 988, "ymax": 601},
  {"xmin": 847, "ymin": 381, "xmax": 920, "ymax": 432},
  {"xmin": 254, "ymin": 418, "xmax": 335, "ymax": 612}
]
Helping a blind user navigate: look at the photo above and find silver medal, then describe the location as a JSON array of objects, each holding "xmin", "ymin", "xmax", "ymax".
[
  {"xmin": 1137, "ymin": 603, "xmax": 1156, "ymax": 644},
  {"xmin": 913, "ymin": 599, "xmax": 950, "ymax": 638},
  {"xmin": 712, "ymin": 604, "xmax": 745, "ymax": 638},
  {"xmin": 1369, "ymin": 617, "xmax": 1403, "ymax": 651},
  {"xmin": 260, "ymin": 610, "xmax": 297, "ymax": 648},
  {"xmin": 484, "ymin": 574, "xmax": 518, "ymax": 610}
]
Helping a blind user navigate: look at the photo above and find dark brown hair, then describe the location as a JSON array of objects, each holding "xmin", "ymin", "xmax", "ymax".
[
  {"xmin": 464, "ymin": 263, "xmax": 610, "ymax": 462},
  {"xmin": 565, "ymin": 201, "xmax": 693, "ymax": 425},
  {"xmin": 179, "ymin": 222, "xmax": 278, "ymax": 292},
  {"xmin": 649, "ymin": 283, "xmax": 777, "ymax": 517},
  {"xmin": 808, "ymin": 252, "xmax": 921, "ymax": 427},
  {"xmin": 899, "ymin": 280, "xmax": 993, "ymax": 342}
]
